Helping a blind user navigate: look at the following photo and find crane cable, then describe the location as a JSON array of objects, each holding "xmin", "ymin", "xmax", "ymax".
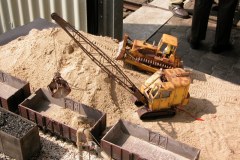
[
  {"xmin": 51, "ymin": 29, "xmax": 60, "ymax": 73},
  {"xmin": 50, "ymin": 28, "xmax": 89, "ymax": 91}
]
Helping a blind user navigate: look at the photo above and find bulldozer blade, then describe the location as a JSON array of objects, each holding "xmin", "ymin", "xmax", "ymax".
[
  {"xmin": 115, "ymin": 41, "xmax": 126, "ymax": 60},
  {"xmin": 115, "ymin": 34, "xmax": 130, "ymax": 60},
  {"xmin": 137, "ymin": 107, "xmax": 176, "ymax": 120}
]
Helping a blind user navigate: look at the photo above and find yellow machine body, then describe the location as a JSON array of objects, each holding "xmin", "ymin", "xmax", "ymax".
[
  {"xmin": 116, "ymin": 34, "xmax": 183, "ymax": 73},
  {"xmin": 140, "ymin": 68, "xmax": 190, "ymax": 111}
]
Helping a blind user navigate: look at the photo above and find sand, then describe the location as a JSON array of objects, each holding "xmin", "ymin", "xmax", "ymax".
[
  {"xmin": 34, "ymin": 101, "xmax": 89, "ymax": 129},
  {"xmin": 0, "ymin": 82, "xmax": 18, "ymax": 99},
  {"xmin": 115, "ymin": 134, "xmax": 189, "ymax": 160},
  {"xmin": 0, "ymin": 28, "xmax": 240, "ymax": 160}
]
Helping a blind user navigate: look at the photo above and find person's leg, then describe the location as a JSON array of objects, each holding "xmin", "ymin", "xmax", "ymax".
[
  {"xmin": 212, "ymin": 0, "xmax": 238, "ymax": 53},
  {"xmin": 189, "ymin": 0, "xmax": 213, "ymax": 49},
  {"xmin": 169, "ymin": 0, "xmax": 189, "ymax": 19}
]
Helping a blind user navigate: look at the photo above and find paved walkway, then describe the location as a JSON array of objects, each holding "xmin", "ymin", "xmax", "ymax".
[
  {"xmin": 123, "ymin": 0, "xmax": 172, "ymax": 40},
  {"xmin": 148, "ymin": 1, "xmax": 240, "ymax": 85}
]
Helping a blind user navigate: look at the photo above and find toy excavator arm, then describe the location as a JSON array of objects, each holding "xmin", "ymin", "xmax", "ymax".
[{"xmin": 51, "ymin": 13, "xmax": 148, "ymax": 105}]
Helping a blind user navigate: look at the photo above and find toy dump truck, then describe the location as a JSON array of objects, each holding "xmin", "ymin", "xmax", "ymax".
[
  {"xmin": 49, "ymin": 13, "xmax": 191, "ymax": 120},
  {"xmin": 115, "ymin": 34, "xmax": 183, "ymax": 73}
]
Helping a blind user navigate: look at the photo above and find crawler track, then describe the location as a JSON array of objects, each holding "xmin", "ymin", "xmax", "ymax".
[{"xmin": 137, "ymin": 107, "xmax": 176, "ymax": 120}]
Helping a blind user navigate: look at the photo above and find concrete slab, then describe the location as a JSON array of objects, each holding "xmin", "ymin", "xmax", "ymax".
[{"xmin": 123, "ymin": 0, "xmax": 173, "ymax": 40}]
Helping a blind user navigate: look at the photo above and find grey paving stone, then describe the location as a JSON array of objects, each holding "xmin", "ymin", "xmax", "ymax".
[
  {"xmin": 232, "ymin": 62, "xmax": 240, "ymax": 75},
  {"xmin": 147, "ymin": 0, "xmax": 240, "ymax": 84},
  {"xmin": 202, "ymin": 53, "xmax": 222, "ymax": 62},
  {"xmin": 177, "ymin": 40, "xmax": 190, "ymax": 57},
  {"xmin": 204, "ymin": 30, "xmax": 215, "ymax": 43},
  {"xmin": 182, "ymin": 51, "xmax": 203, "ymax": 68},
  {"xmin": 178, "ymin": 18, "xmax": 192, "ymax": 27},
  {"xmin": 167, "ymin": 17, "xmax": 182, "ymax": 26},
  {"xmin": 196, "ymin": 62, "xmax": 214, "ymax": 74},
  {"xmin": 194, "ymin": 53, "xmax": 221, "ymax": 74},
  {"xmin": 148, "ymin": 25, "xmax": 179, "ymax": 42},
  {"xmin": 123, "ymin": 0, "xmax": 173, "ymax": 40},
  {"xmin": 226, "ymin": 72, "xmax": 240, "ymax": 84},
  {"xmin": 214, "ymin": 57, "xmax": 238, "ymax": 71},
  {"xmin": 170, "ymin": 27, "xmax": 189, "ymax": 39},
  {"xmin": 148, "ymin": 31, "xmax": 164, "ymax": 43},
  {"xmin": 211, "ymin": 68, "xmax": 230, "ymax": 80},
  {"xmin": 158, "ymin": 25, "xmax": 174, "ymax": 34}
]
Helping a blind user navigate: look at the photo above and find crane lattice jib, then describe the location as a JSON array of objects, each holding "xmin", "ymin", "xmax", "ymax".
[{"xmin": 51, "ymin": 13, "xmax": 147, "ymax": 104}]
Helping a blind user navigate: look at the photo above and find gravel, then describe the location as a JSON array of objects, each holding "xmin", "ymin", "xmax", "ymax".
[
  {"xmin": 0, "ymin": 109, "xmax": 34, "ymax": 138},
  {"xmin": 0, "ymin": 131, "xmax": 102, "ymax": 160}
]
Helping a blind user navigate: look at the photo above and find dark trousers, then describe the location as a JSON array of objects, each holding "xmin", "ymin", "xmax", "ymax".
[{"xmin": 191, "ymin": 0, "xmax": 238, "ymax": 45}]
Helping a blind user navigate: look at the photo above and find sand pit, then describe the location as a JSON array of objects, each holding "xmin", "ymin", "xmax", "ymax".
[{"xmin": 0, "ymin": 28, "xmax": 240, "ymax": 160}]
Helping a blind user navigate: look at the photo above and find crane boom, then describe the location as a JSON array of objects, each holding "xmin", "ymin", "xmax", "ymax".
[{"xmin": 51, "ymin": 13, "xmax": 147, "ymax": 104}]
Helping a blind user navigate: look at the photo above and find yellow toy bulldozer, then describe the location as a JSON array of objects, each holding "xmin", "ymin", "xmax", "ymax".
[
  {"xmin": 137, "ymin": 68, "xmax": 190, "ymax": 119},
  {"xmin": 116, "ymin": 34, "xmax": 183, "ymax": 73}
]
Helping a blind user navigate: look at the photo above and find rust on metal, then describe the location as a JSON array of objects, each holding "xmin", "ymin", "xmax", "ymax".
[
  {"xmin": 0, "ymin": 70, "xmax": 31, "ymax": 112},
  {"xmin": 47, "ymin": 72, "xmax": 71, "ymax": 99},
  {"xmin": 101, "ymin": 119, "xmax": 200, "ymax": 160},
  {"xmin": 19, "ymin": 88, "xmax": 106, "ymax": 143}
]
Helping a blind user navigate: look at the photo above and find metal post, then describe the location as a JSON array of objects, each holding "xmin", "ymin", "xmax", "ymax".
[{"xmin": 99, "ymin": 0, "xmax": 123, "ymax": 40}]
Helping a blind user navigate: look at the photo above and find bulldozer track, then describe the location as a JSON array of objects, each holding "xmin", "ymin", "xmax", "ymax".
[{"xmin": 132, "ymin": 56, "xmax": 174, "ymax": 69}]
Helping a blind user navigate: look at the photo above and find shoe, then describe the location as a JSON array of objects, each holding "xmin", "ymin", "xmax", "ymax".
[
  {"xmin": 187, "ymin": 35, "xmax": 200, "ymax": 49},
  {"xmin": 211, "ymin": 43, "xmax": 233, "ymax": 54},
  {"xmin": 169, "ymin": 4, "xmax": 190, "ymax": 19}
]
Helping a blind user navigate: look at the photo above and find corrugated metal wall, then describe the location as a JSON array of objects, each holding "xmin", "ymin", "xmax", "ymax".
[
  {"xmin": 0, "ymin": 0, "xmax": 87, "ymax": 34},
  {"xmin": 101, "ymin": 0, "xmax": 123, "ymax": 40}
]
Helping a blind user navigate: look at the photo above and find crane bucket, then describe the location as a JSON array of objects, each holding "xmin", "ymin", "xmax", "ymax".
[{"xmin": 47, "ymin": 72, "xmax": 71, "ymax": 98}]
